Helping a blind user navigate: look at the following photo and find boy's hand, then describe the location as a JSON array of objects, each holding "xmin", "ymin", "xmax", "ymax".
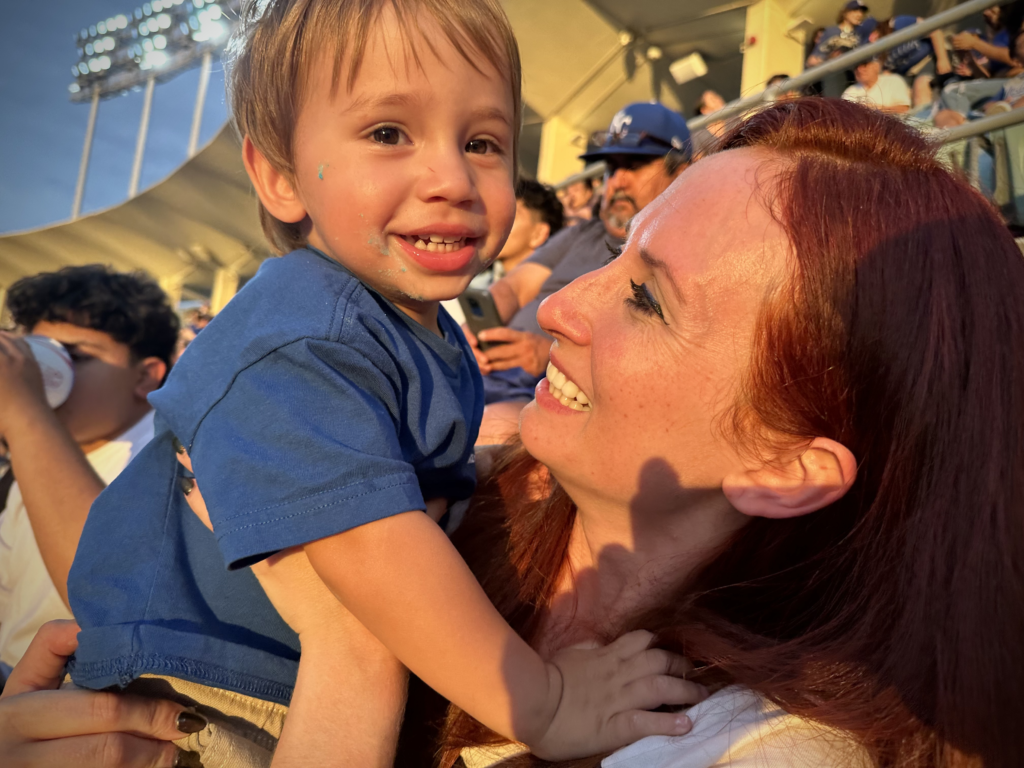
[
  {"xmin": 529, "ymin": 630, "xmax": 707, "ymax": 761},
  {"xmin": 0, "ymin": 333, "xmax": 49, "ymax": 438}
]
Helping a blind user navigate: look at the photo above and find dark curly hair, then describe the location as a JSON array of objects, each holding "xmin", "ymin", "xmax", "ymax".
[
  {"xmin": 8, "ymin": 265, "xmax": 180, "ymax": 369},
  {"xmin": 515, "ymin": 179, "xmax": 564, "ymax": 238}
]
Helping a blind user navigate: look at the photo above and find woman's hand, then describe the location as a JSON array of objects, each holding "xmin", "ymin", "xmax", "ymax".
[{"xmin": 0, "ymin": 620, "xmax": 197, "ymax": 768}]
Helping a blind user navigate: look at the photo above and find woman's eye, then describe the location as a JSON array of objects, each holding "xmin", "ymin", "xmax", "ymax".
[
  {"xmin": 371, "ymin": 126, "xmax": 404, "ymax": 145},
  {"xmin": 466, "ymin": 138, "xmax": 497, "ymax": 155},
  {"xmin": 626, "ymin": 279, "xmax": 666, "ymax": 323}
]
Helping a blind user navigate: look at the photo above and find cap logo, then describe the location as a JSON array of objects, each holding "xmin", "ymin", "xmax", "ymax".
[{"xmin": 609, "ymin": 111, "xmax": 633, "ymax": 137}]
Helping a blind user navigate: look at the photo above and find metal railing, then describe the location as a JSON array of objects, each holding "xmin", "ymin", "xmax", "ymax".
[{"xmin": 556, "ymin": 0, "xmax": 1003, "ymax": 189}]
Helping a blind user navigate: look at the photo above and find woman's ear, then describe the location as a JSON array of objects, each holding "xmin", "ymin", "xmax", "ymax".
[
  {"xmin": 721, "ymin": 437, "xmax": 857, "ymax": 519},
  {"xmin": 242, "ymin": 136, "xmax": 307, "ymax": 224}
]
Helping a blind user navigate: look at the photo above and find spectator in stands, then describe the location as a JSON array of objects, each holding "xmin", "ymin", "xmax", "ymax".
[
  {"xmin": 444, "ymin": 179, "xmax": 563, "ymax": 324},
  {"xmin": 936, "ymin": 5, "xmax": 1020, "ymax": 124},
  {"xmin": 766, "ymin": 73, "xmax": 800, "ymax": 100},
  {"xmin": 690, "ymin": 89, "xmax": 729, "ymax": 159},
  {"xmin": 952, "ymin": 4, "xmax": 1015, "ymax": 79},
  {"xmin": 559, "ymin": 176, "xmax": 599, "ymax": 226},
  {"xmin": 466, "ymin": 102, "xmax": 690, "ymax": 444},
  {"xmin": 843, "ymin": 56, "xmax": 912, "ymax": 114},
  {"xmin": 935, "ymin": 28, "xmax": 1024, "ymax": 127},
  {"xmin": 0, "ymin": 265, "xmax": 178, "ymax": 678},
  {"xmin": 876, "ymin": 16, "xmax": 952, "ymax": 108},
  {"xmin": 806, "ymin": 1, "xmax": 876, "ymax": 67}
]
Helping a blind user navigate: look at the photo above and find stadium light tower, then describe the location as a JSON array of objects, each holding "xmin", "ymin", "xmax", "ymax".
[{"xmin": 69, "ymin": 0, "xmax": 240, "ymax": 219}]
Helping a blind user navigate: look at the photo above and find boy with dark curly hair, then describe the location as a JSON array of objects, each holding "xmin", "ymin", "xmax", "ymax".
[{"xmin": 0, "ymin": 264, "xmax": 178, "ymax": 678}]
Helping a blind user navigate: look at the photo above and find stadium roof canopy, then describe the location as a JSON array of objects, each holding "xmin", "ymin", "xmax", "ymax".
[{"xmin": 0, "ymin": 0, "xmax": 942, "ymax": 300}]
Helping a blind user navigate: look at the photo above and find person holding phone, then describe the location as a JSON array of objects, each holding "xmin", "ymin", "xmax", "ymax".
[{"xmin": 465, "ymin": 102, "xmax": 690, "ymax": 444}]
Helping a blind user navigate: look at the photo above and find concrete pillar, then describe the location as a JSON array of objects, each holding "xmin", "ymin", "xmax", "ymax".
[
  {"xmin": 536, "ymin": 116, "xmax": 584, "ymax": 186},
  {"xmin": 741, "ymin": 0, "xmax": 806, "ymax": 96},
  {"xmin": 210, "ymin": 267, "xmax": 240, "ymax": 315},
  {"xmin": 159, "ymin": 276, "xmax": 184, "ymax": 310}
]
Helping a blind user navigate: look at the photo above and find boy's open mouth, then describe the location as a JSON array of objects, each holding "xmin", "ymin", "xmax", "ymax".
[{"xmin": 401, "ymin": 234, "xmax": 472, "ymax": 254}]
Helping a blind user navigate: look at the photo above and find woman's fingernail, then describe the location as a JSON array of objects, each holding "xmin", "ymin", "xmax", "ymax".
[
  {"xmin": 674, "ymin": 714, "xmax": 693, "ymax": 733},
  {"xmin": 176, "ymin": 710, "xmax": 207, "ymax": 734},
  {"xmin": 172, "ymin": 436, "xmax": 185, "ymax": 454},
  {"xmin": 179, "ymin": 477, "xmax": 195, "ymax": 496}
]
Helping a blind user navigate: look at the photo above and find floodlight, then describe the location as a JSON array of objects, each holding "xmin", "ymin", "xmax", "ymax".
[{"xmin": 68, "ymin": 0, "xmax": 240, "ymax": 101}]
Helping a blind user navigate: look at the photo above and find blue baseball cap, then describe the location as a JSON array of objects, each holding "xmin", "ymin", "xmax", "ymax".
[{"xmin": 580, "ymin": 102, "xmax": 691, "ymax": 163}]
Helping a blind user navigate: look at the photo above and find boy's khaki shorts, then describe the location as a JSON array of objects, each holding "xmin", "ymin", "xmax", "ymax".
[{"xmin": 63, "ymin": 674, "xmax": 288, "ymax": 768}]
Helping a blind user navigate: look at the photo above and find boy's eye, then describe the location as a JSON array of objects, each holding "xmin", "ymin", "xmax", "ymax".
[
  {"xmin": 626, "ymin": 278, "xmax": 666, "ymax": 323},
  {"xmin": 372, "ymin": 126, "xmax": 404, "ymax": 145},
  {"xmin": 466, "ymin": 138, "xmax": 497, "ymax": 155}
]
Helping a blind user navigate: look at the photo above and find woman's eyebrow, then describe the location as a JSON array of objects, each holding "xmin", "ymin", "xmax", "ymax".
[{"xmin": 639, "ymin": 245, "xmax": 684, "ymax": 303}]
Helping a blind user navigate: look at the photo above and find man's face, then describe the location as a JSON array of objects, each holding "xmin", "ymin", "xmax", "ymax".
[
  {"xmin": 601, "ymin": 153, "xmax": 677, "ymax": 238},
  {"xmin": 31, "ymin": 321, "xmax": 160, "ymax": 450},
  {"xmin": 855, "ymin": 59, "xmax": 881, "ymax": 86},
  {"xmin": 700, "ymin": 90, "xmax": 726, "ymax": 115},
  {"xmin": 497, "ymin": 199, "xmax": 541, "ymax": 262}
]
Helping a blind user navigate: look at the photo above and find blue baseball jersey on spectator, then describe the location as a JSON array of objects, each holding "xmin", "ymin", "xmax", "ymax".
[
  {"xmin": 809, "ymin": 19, "xmax": 876, "ymax": 61},
  {"xmin": 67, "ymin": 247, "xmax": 484, "ymax": 703},
  {"xmin": 886, "ymin": 16, "xmax": 932, "ymax": 75}
]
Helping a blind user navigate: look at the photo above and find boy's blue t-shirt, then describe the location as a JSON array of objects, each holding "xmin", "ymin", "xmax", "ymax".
[{"xmin": 67, "ymin": 248, "xmax": 484, "ymax": 704}]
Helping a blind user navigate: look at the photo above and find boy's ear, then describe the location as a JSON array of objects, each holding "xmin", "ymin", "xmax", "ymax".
[
  {"xmin": 722, "ymin": 437, "xmax": 857, "ymax": 519},
  {"xmin": 133, "ymin": 356, "xmax": 167, "ymax": 401},
  {"xmin": 527, "ymin": 222, "xmax": 551, "ymax": 250},
  {"xmin": 241, "ymin": 136, "xmax": 307, "ymax": 224}
]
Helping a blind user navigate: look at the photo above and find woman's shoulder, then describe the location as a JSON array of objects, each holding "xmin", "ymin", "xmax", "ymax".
[{"xmin": 600, "ymin": 687, "xmax": 870, "ymax": 768}]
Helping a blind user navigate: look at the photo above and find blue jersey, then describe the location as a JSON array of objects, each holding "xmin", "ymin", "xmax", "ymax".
[
  {"xmin": 67, "ymin": 248, "xmax": 484, "ymax": 703},
  {"xmin": 886, "ymin": 16, "xmax": 932, "ymax": 75}
]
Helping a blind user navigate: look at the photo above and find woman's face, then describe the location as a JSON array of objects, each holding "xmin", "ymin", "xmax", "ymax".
[{"xmin": 519, "ymin": 148, "xmax": 792, "ymax": 512}]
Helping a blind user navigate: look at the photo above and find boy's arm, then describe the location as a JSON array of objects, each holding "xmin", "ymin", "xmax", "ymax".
[
  {"xmin": 305, "ymin": 512, "xmax": 703, "ymax": 760},
  {"xmin": 305, "ymin": 511, "xmax": 555, "ymax": 745},
  {"xmin": 0, "ymin": 335, "xmax": 105, "ymax": 607}
]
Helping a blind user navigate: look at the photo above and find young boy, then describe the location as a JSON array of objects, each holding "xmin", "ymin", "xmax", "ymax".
[{"xmin": 67, "ymin": 0, "xmax": 695, "ymax": 762}]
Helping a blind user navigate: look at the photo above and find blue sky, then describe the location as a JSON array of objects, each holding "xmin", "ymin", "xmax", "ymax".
[{"xmin": 0, "ymin": 0, "xmax": 228, "ymax": 234}]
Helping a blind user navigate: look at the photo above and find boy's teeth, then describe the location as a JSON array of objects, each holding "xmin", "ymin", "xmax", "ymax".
[
  {"xmin": 545, "ymin": 362, "xmax": 591, "ymax": 410},
  {"xmin": 409, "ymin": 235, "xmax": 466, "ymax": 253}
]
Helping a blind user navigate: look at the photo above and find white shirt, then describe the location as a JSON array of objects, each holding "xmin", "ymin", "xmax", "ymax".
[
  {"xmin": 0, "ymin": 410, "xmax": 155, "ymax": 671},
  {"xmin": 842, "ymin": 73, "xmax": 912, "ymax": 109},
  {"xmin": 462, "ymin": 687, "xmax": 868, "ymax": 768}
]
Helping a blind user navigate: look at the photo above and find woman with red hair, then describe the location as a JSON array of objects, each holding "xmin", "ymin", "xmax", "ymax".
[{"xmin": 3, "ymin": 98, "xmax": 1023, "ymax": 767}]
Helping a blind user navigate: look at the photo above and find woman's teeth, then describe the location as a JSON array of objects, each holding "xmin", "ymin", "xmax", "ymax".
[
  {"xmin": 407, "ymin": 234, "xmax": 467, "ymax": 253},
  {"xmin": 546, "ymin": 362, "xmax": 591, "ymax": 411}
]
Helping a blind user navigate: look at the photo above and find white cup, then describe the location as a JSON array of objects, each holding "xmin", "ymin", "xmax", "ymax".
[{"xmin": 24, "ymin": 335, "xmax": 74, "ymax": 408}]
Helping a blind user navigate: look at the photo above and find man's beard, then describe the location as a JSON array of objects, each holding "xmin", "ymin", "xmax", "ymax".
[{"xmin": 605, "ymin": 193, "xmax": 637, "ymax": 231}]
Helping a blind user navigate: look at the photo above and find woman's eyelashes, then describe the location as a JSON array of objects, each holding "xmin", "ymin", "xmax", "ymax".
[{"xmin": 627, "ymin": 279, "xmax": 666, "ymax": 323}]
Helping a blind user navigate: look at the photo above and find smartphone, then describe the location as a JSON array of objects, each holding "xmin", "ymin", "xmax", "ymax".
[{"xmin": 458, "ymin": 287, "xmax": 506, "ymax": 350}]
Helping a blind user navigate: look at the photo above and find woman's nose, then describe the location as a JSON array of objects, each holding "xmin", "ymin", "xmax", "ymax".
[{"xmin": 536, "ymin": 269, "xmax": 603, "ymax": 347}]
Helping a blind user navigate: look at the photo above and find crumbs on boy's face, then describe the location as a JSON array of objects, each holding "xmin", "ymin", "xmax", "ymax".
[{"xmin": 317, "ymin": 162, "xmax": 329, "ymax": 180}]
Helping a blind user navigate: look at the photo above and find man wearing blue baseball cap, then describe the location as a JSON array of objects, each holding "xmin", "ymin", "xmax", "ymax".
[{"xmin": 464, "ymin": 101, "xmax": 691, "ymax": 443}]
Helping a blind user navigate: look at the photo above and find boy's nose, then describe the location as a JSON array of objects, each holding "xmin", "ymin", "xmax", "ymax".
[{"xmin": 418, "ymin": 146, "xmax": 478, "ymax": 205}]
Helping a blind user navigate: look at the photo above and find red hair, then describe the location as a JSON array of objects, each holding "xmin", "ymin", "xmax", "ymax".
[{"xmin": 409, "ymin": 99, "xmax": 1024, "ymax": 768}]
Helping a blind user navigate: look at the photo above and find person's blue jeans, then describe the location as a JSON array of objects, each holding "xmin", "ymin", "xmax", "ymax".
[{"xmin": 940, "ymin": 78, "xmax": 1008, "ymax": 115}]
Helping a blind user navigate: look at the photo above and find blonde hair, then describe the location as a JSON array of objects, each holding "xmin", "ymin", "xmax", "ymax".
[{"xmin": 227, "ymin": 0, "xmax": 522, "ymax": 254}]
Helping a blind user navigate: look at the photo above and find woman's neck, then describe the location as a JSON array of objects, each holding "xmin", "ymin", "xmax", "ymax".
[{"xmin": 535, "ymin": 488, "xmax": 747, "ymax": 655}]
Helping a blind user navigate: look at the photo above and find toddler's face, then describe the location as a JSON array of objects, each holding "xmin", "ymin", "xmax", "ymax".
[{"xmin": 288, "ymin": 13, "xmax": 517, "ymax": 329}]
